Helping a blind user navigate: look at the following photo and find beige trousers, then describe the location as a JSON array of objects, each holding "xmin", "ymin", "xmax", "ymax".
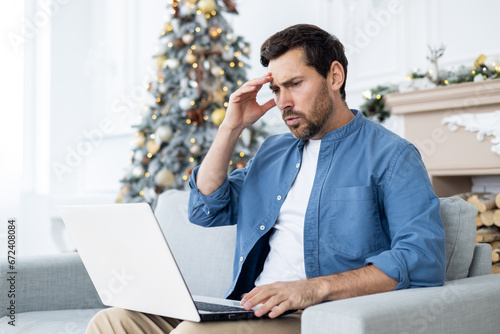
[{"xmin": 86, "ymin": 307, "xmax": 301, "ymax": 334}]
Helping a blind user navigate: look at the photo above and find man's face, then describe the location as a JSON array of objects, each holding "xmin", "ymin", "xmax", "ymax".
[{"xmin": 268, "ymin": 48, "xmax": 335, "ymax": 140}]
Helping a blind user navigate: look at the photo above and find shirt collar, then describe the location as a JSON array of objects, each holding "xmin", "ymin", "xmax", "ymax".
[{"xmin": 297, "ymin": 109, "xmax": 364, "ymax": 147}]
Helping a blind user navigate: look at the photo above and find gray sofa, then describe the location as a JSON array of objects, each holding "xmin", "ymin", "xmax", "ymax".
[{"xmin": 1, "ymin": 190, "xmax": 500, "ymax": 333}]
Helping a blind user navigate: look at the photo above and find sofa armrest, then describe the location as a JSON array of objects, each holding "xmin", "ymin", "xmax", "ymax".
[
  {"xmin": 468, "ymin": 243, "xmax": 492, "ymax": 277},
  {"xmin": 302, "ymin": 274, "xmax": 500, "ymax": 334},
  {"xmin": 0, "ymin": 252, "xmax": 104, "ymax": 317}
]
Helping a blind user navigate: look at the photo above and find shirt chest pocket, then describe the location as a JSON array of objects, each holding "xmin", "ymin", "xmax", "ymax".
[{"xmin": 322, "ymin": 186, "xmax": 384, "ymax": 258}]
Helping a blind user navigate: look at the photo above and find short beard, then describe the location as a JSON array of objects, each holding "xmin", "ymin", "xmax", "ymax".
[{"xmin": 283, "ymin": 83, "xmax": 334, "ymax": 140}]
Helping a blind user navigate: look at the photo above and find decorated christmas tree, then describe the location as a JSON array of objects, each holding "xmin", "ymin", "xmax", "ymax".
[{"xmin": 118, "ymin": 0, "xmax": 267, "ymax": 205}]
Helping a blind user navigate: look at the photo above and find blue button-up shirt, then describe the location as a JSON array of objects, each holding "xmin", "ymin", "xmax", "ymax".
[{"xmin": 188, "ymin": 110, "xmax": 446, "ymax": 300}]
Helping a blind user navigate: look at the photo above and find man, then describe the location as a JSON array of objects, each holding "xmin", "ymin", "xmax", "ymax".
[{"xmin": 87, "ymin": 24, "xmax": 445, "ymax": 334}]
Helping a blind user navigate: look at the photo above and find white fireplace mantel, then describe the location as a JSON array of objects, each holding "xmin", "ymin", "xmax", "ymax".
[
  {"xmin": 384, "ymin": 80, "xmax": 500, "ymax": 197},
  {"xmin": 442, "ymin": 110, "xmax": 500, "ymax": 156}
]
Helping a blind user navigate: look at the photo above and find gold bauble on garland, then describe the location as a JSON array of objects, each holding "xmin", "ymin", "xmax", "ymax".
[{"xmin": 474, "ymin": 54, "xmax": 487, "ymax": 68}]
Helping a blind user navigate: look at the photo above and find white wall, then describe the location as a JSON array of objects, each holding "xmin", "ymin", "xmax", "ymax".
[
  {"xmin": 0, "ymin": 1, "xmax": 24, "ymax": 254},
  {"xmin": 17, "ymin": 0, "xmax": 167, "ymax": 255},
  {"xmin": 9, "ymin": 0, "xmax": 500, "ymax": 256}
]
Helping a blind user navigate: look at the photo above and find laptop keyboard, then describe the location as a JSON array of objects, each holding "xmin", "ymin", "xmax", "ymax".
[{"xmin": 195, "ymin": 301, "xmax": 248, "ymax": 313}]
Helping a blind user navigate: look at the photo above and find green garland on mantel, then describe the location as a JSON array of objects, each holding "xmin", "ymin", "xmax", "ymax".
[{"xmin": 360, "ymin": 53, "xmax": 500, "ymax": 122}]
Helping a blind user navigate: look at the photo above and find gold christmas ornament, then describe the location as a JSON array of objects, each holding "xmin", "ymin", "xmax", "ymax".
[
  {"xmin": 181, "ymin": 33, "xmax": 195, "ymax": 45},
  {"xmin": 164, "ymin": 22, "xmax": 173, "ymax": 32},
  {"xmin": 137, "ymin": 132, "xmax": 146, "ymax": 147},
  {"xmin": 156, "ymin": 55, "xmax": 168, "ymax": 68},
  {"xmin": 211, "ymin": 108, "xmax": 226, "ymax": 126},
  {"xmin": 155, "ymin": 169, "xmax": 175, "ymax": 187},
  {"xmin": 146, "ymin": 139, "xmax": 161, "ymax": 155},
  {"xmin": 185, "ymin": 53, "xmax": 198, "ymax": 64},
  {"xmin": 474, "ymin": 54, "xmax": 487, "ymax": 68},
  {"xmin": 495, "ymin": 63, "xmax": 500, "ymax": 75},
  {"xmin": 155, "ymin": 125, "xmax": 174, "ymax": 142},
  {"xmin": 208, "ymin": 26, "xmax": 222, "ymax": 39},
  {"xmin": 197, "ymin": 0, "xmax": 216, "ymax": 14},
  {"xmin": 189, "ymin": 143, "xmax": 202, "ymax": 156},
  {"xmin": 210, "ymin": 65, "xmax": 222, "ymax": 77}
]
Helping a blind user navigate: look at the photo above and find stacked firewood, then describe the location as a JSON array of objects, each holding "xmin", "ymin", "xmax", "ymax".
[
  {"xmin": 467, "ymin": 193, "xmax": 500, "ymax": 229},
  {"xmin": 454, "ymin": 192, "xmax": 500, "ymax": 266},
  {"xmin": 491, "ymin": 241, "xmax": 500, "ymax": 264}
]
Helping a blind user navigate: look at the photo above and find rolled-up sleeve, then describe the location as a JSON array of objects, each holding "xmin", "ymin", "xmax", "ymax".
[
  {"xmin": 365, "ymin": 144, "xmax": 446, "ymax": 290},
  {"xmin": 188, "ymin": 159, "xmax": 252, "ymax": 227}
]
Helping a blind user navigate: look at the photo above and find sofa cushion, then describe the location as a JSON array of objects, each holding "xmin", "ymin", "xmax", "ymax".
[
  {"xmin": 154, "ymin": 189, "xmax": 236, "ymax": 298},
  {"xmin": 0, "ymin": 308, "xmax": 102, "ymax": 334},
  {"xmin": 440, "ymin": 197, "xmax": 478, "ymax": 281}
]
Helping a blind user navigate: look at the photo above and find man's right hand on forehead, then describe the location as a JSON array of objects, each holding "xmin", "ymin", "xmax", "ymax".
[{"xmin": 221, "ymin": 74, "xmax": 276, "ymax": 132}]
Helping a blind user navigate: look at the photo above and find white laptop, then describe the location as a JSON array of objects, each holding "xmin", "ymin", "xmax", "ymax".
[{"xmin": 58, "ymin": 202, "xmax": 261, "ymax": 322}]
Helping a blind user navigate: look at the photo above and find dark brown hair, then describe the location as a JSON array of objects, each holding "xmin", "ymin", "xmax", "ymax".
[{"xmin": 260, "ymin": 24, "xmax": 348, "ymax": 101}]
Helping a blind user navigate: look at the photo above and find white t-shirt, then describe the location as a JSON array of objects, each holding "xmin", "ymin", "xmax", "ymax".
[{"xmin": 254, "ymin": 139, "xmax": 321, "ymax": 286}]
